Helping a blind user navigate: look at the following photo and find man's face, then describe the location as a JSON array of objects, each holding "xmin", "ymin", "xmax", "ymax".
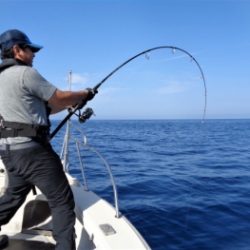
[{"xmin": 13, "ymin": 45, "xmax": 35, "ymax": 66}]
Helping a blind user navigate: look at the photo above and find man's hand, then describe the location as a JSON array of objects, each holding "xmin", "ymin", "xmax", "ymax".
[{"xmin": 86, "ymin": 88, "xmax": 98, "ymax": 101}]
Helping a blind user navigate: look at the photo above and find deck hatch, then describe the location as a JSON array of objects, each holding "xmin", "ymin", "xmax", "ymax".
[{"xmin": 99, "ymin": 224, "xmax": 116, "ymax": 236}]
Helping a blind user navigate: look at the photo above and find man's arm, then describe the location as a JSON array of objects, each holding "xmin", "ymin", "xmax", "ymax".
[{"xmin": 48, "ymin": 89, "xmax": 90, "ymax": 114}]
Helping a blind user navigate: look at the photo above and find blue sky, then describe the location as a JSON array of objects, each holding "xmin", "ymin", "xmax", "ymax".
[{"xmin": 1, "ymin": 0, "xmax": 249, "ymax": 119}]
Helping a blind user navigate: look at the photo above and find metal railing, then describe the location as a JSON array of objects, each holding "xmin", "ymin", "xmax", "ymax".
[{"xmin": 70, "ymin": 127, "xmax": 121, "ymax": 218}]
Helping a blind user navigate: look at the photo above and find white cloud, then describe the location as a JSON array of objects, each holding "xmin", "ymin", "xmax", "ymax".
[
  {"xmin": 66, "ymin": 73, "xmax": 89, "ymax": 85},
  {"xmin": 62, "ymin": 72, "xmax": 91, "ymax": 90}
]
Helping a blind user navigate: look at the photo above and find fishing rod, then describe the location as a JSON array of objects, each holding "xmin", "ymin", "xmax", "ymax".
[{"xmin": 50, "ymin": 46, "xmax": 207, "ymax": 139}]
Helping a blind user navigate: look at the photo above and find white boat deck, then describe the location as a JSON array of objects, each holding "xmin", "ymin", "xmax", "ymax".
[{"xmin": 0, "ymin": 160, "xmax": 150, "ymax": 250}]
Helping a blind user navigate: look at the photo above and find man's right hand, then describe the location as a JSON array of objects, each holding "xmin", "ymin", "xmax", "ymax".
[{"xmin": 85, "ymin": 88, "xmax": 98, "ymax": 101}]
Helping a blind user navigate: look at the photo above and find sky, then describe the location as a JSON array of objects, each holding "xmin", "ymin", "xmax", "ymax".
[{"xmin": 0, "ymin": 0, "xmax": 249, "ymax": 120}]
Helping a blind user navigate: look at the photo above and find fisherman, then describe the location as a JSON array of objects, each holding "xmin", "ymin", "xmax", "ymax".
[{"xmin": 0, "ymin": 29, "xmax": 96, "ymax": 249}]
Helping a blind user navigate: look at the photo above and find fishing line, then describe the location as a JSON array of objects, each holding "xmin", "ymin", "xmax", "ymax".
[{"xmin": 50, "ymin": 46, "xmax": 207, "ymax": 139}]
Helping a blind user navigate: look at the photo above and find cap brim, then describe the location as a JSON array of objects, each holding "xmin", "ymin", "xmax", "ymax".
[{"xmin": 26, "ymin": 43, "xmax": 43, "ymax": 53}]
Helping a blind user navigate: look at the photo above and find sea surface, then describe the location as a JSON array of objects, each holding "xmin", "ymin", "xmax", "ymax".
[{"xmin": 51, "ymin": 119, "xmax": 250, "ymax": 250}]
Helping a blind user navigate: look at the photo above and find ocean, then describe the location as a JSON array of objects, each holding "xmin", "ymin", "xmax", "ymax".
[{"xmin": 51, "ymin": 119, "xmax": 250, "ymax": 250}]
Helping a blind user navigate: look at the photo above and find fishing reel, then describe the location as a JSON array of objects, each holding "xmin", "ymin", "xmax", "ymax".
[
  {"xmin": 76, "ymin": 107, "xmax": 95, "ymax": 123},
  {"xmin": 68, "ymin": 103, "xmax": 95, "ymax": 123}
]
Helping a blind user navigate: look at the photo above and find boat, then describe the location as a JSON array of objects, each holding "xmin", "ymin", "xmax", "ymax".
[{"xmin": 0, "ymin": 114, "xmax": 150, "ymax": 249}]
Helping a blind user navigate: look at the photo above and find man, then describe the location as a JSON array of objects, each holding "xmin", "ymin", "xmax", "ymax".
[{"xmin": 0, "ymin": 29, "xmax": 96, "ymax": 249}]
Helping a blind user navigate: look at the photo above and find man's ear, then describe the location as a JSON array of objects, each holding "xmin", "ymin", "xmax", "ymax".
[{"xmin": 12, "ymin": 44, "xmax": 21, "ymax": 56}]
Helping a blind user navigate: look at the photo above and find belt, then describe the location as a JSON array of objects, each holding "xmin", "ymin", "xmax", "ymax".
[{"xmin": 0, "ymin": 141, "xmax": 40, "ymax": 151}]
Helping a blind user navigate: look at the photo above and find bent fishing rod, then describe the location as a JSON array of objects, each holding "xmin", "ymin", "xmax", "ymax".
[{"xmin": 50, "ymin": 46, "xmax": 207, "ymax": 139}]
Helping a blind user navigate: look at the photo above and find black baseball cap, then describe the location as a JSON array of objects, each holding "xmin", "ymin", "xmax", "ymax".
[{"xmin": 0, "ymin": 29, "xmax": 43, "ymax": 53}]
